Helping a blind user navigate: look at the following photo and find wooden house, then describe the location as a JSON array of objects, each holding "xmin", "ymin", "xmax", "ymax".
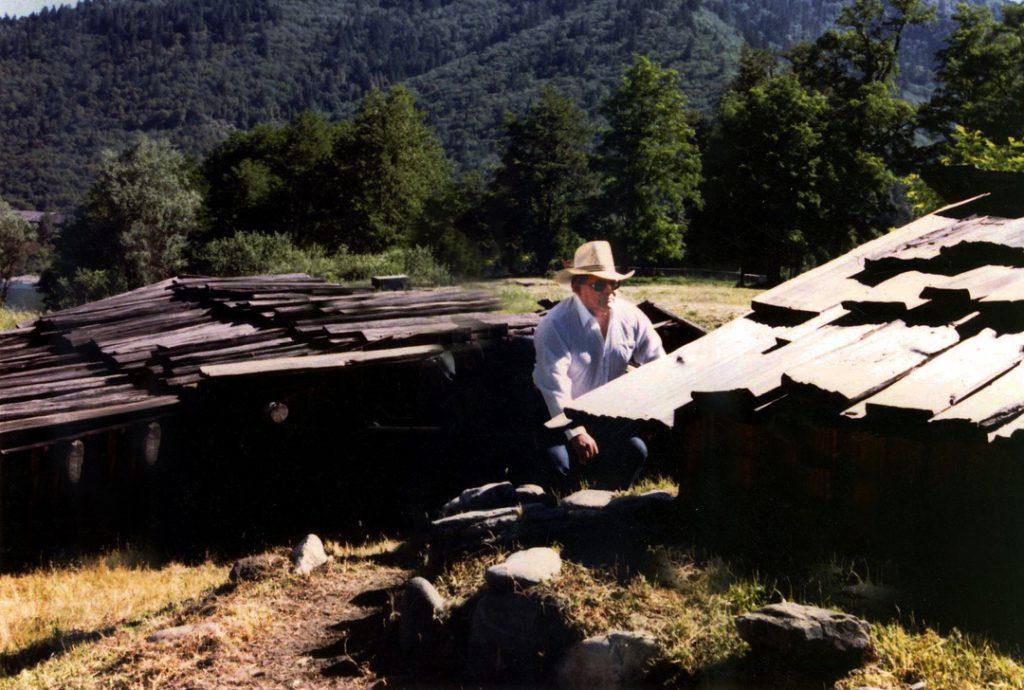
[
  {"xmin": 0, "ymin": 274, "xmax": 699, "ymax": 567},
  {"xmin": 562, "ymin": 198, "xmax": 1024, "ymax": 585}
]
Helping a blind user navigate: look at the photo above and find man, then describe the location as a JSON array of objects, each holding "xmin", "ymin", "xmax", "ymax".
[{"xmin": 533, "ymin": 240, "xmax": 665, "ymax": 491}]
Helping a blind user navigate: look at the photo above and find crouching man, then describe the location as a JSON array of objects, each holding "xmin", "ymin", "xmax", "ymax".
[{"xmin": 533, "ymin": 241, "xmax": 665, "ymax": 492}]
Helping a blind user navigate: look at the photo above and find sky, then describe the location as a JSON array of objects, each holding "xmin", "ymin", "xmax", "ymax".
[{"xmin": 1, "ymin": 0, "xmax": 79, "ymax": 18}]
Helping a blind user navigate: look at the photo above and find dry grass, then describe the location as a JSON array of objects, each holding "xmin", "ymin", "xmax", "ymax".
[
  {"xmin": 476, "ymin": 276, "xmax": 762, "ymax": 330},
  {"xmin": 0, "ymin": 551, "xmax": 225, "ymax": 658},
  {"xmin": 1, "ymin": 542, "xmax": 406, "ymax": 689}
]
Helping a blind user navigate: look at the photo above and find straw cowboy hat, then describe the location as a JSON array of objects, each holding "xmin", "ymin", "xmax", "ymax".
[{"xmin": 555, "ymin": 240, "xmax": 635, "ymax": 284}]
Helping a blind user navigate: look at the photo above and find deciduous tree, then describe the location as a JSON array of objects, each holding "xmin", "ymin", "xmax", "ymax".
[
  {"xmin": 0, "ymin": 198, "xmax": 34, "ymax": 305},
  {"xmin": 44, "ymin": 137, "xmax": 200, "ymax": 307},
  {"xmin": 923, "ymin": 3, "xmax": 1024, "ymax": 144}
]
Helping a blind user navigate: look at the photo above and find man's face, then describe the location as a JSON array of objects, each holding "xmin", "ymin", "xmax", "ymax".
[{"xmin": 574, "ymin": 276, "xmax": 619, "ymax": 313}]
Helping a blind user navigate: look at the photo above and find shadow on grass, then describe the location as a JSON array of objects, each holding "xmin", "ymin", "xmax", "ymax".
[{"xmin": 0, "ymin": 627, "xmax": 115, "ymax": 677}]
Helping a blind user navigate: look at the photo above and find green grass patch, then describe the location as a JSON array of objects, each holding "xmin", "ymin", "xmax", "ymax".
[
  {"xmin": 838, "ymin": 624, "xmax": 1024, "ymax": 690},
  {"xmin": 474, "ymin": 277, "xmax": 762, "ymax": 330},
  {"xmin": 0, "ymin": 308, "xmax": 38, "ymax": 331}
]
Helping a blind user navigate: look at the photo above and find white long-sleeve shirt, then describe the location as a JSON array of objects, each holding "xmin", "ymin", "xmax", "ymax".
[{"xmin": 533, "ymin": 295, "xmax": 665, "ymax": 438}]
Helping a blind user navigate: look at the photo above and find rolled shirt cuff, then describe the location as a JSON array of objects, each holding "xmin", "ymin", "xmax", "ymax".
[{"xmin": 565, "ymin": 425, "xmax": 587, "ymax": 440}]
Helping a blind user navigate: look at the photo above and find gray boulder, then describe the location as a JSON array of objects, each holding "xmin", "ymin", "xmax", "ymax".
[
  {"xmin": 485, "ymin": 547, "xmax": 562, "ymax": 590},
  {"xmin": 229, "ymin": 554, "xmax": 285, "ymax": 583},
  {"xmin": 441, "ymin": 482, "xmax": 517, "ymax": 516},
  {"xmin": 291, "ymin": 533, "xmax": 329, "ymax": 575},
  {"xmin": 398, "ymin": 577, "xmax": 447, "ymax": 659},
  {"xmin": 516, "ymin": 484, "xmax": 558, "ymax": 507},
  {"xmin": 468, "ymin": 590, "xmax": 576, "ymax": 680},
  {"xmin": 607, "ymin": 490, "xmax": 676, "ymax": 513},
  {"xmin": 146, "ymin": 621, "xmax": 222, "ymax": 643},
  {"xmin": 735, "ymin": 602, "xmax": 875, "ymax": 670},
  {"xmin": 562, "ymin": 489, "xmax": 615, "ymax": 510},
  {"xmin": 432, "ymin": 505, "xmax": 523, "ymax": 535},
  {"xmin": 556, "ymin": 630, "xmax": 660, "ymax": 689}
]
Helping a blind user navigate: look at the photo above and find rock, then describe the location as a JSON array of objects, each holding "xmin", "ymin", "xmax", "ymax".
[
  {"xmin": 556, "ymin": 630, "xmax": 660, "ymax": 689},
  {"xmin": 147, "ymin": 622, "xmax": 222, "ymax": 643},
  {"xmin": 520, "ymin": 505, "xmax": 567, "ymax": 524},
  {"xmin": 291, "ymin": 534, "xmax": 329, "ymax": 575},
  {"xmin": 837, "ymin": 582, "xmax": 898, "ymax": 619},
  {"xmin": 441, "ymin": 482, "xmax": 517, "ymax": 516},
  {"xmin": 607, "ymin": 490, "xmax": 676, "ymax": 513},
  {"xmin": 485, "ymin": 547, "xmax": 562, "ymax": 590},
  {"xmin": 735, "ymin": 602, "xmax": 875, "ymax": 670},
  {"xmin": 398, "ymin": 577, "xmax": 447, "ymax": 659},
  {"xmin": 229, "ymin": 554, "xmax": 285, "ymax": 583},
  {"xmin": 516, "ymin": 484, "xmax": 557, "ymax": 507},
  {"xmin": 468, "ymin": 590, "xmax": 576, "ymax": 680},
  {"xmin": 432, "ymin": 505, "xmax": 522, "ymax": 533},
  {"xmin": 562, "ymin": 489, "xmax": 615, "ymax": 510}
]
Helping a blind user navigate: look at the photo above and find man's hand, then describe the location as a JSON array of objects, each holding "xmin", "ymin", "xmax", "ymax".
[{"xmin": 570, "ymin": 432, "xmax": 599, "ymax": 463}]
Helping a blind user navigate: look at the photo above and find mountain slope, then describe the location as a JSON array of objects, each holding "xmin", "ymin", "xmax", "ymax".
[{"xmin": 0, "ymin": 0, "xmax": 1001, "ymax": 210}]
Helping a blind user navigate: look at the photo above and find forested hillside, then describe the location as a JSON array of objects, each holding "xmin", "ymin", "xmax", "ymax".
[{"xmin": 0, "ymin": 0, "xmax": 1003, "ymax": 209}]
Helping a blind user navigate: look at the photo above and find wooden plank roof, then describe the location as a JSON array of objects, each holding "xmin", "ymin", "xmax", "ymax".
[
  {"xmin": 564, "ymin": 199, "xmax": 1024, "ymax": 446},
  {"xmin": 1, "ymin": 275, "xmax": 540, "ymax": 452}
]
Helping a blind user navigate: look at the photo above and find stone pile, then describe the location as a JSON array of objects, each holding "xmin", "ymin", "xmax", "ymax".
[
  {"xmin": 429, "ymin": 482, "xmax": 677, "ymax": 555},
  {"xmin": 396, "ymin": 543, "xmax": 658, "ymax": 687},
  {"xmin": 397, "ymin": 482, "xmax": 881, "ymax": 687},
  {"xmin": 388, "ymin": 482, "xmax": 684, "ymax": 685}
]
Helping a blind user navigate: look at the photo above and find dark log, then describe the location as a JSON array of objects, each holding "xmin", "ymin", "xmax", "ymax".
[
  {"xmin": 130, "ymin": 421, "xmax": 162, "ymax": 467},
  {"xmin": 372, "ymin": 274, "xmax": 409, "ymax": 291},
  {"xmin": 264, "ymin": 402, "xmax": 289, "ymax": 424},
  {"xmin": 61, "ymin": 439, "xmax": 85, "ymax": 484}
]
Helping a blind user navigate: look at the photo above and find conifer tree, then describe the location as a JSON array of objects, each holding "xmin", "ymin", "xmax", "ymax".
[
  {"xmin": 489, "ymin": 86, "xmax": 597, "ymax": 273},
  {"xmin": 596, "ymin": 56, "xmax": 702, "ymax": 265}
]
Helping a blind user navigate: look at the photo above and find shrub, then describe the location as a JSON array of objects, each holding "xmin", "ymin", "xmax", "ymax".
[
  {"xmin": 196, "ymin": 232, "xmax": 323, "ymax": 276},
  {"xmin": 196, "ymin": 231, "xmax": 452, "ymax": 286}
]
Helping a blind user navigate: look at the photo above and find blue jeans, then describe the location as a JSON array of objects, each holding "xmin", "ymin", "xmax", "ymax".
[{"xmin": 542, "ymin": 420, "xmax": 648, "ymax": 493}]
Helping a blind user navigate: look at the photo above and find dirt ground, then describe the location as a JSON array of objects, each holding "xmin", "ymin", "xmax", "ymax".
[
  {"xmin": 5, "ymin": 550, "xmax": 412, "ymax": 690},
  {"xmin": 125, "ymin": 562, "xmax": 409, "ymax": 689}
]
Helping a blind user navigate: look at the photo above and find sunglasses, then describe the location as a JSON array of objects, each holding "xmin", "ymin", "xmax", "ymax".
[{"xmin": 588, "ymin": 279, "xmax": 620, "ymax": 293}]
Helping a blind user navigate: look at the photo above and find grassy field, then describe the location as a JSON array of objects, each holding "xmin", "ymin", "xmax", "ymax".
[{"xmin": 477, "ymin": 276, "xmax": 763, "ymax": 330}]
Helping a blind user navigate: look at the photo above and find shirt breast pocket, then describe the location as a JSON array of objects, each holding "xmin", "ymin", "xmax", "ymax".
[{"xmin": 570, "ymin": 350, "xmax": 592, "ymax": 376}]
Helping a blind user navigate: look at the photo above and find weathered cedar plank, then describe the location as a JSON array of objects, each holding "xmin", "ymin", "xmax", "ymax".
[
  {"xmin": 783, "ymin": 321, "xmax": 960, "ymax": 405},
  {"xmin": 690, "ymin": 323, "xmax": 881, "ymax": 406},
  {"xmin": 199, "ymin": 344, "xmax": 446, "ymax": 378},
  {"xmin": 0, "ymin": 362, "xmax": 108, "ymax": 388},
  {"xmin": 0, "ymin": 386, "xmax": 152, "ymax": 422},
  {"xmin": 846, "ymin": 329, "xmax": 1024, "ymax": 422},
  {"xmin": 752, "ymin": 213, "xmax": 960, "ymax": 315},
  {"xmin": 0, "ymin": 374, "xmax": 131, "ymax": 403},
  {"xmin": 842, "ymin": 271, "xmax": 948, "ymax": 315},
  {"xmin": 0, "ymin": 396, "xmax": 180, "ymax": 438},
  {"xmin": 565, "ymin": 315, "xmax": 779, "ymax": 426},
  {"xmin": 930, "ymin": 362, "xmax": 1024, "ymax": 433},
  {"xmin": 920, "ymin": 265, "xmax": 1024, "ymax": 302}
]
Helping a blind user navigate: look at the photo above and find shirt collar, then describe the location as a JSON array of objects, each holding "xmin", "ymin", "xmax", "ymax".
[{"xmin": 572, "ymin": 294, "xmax": 614, "ymax": 330}]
